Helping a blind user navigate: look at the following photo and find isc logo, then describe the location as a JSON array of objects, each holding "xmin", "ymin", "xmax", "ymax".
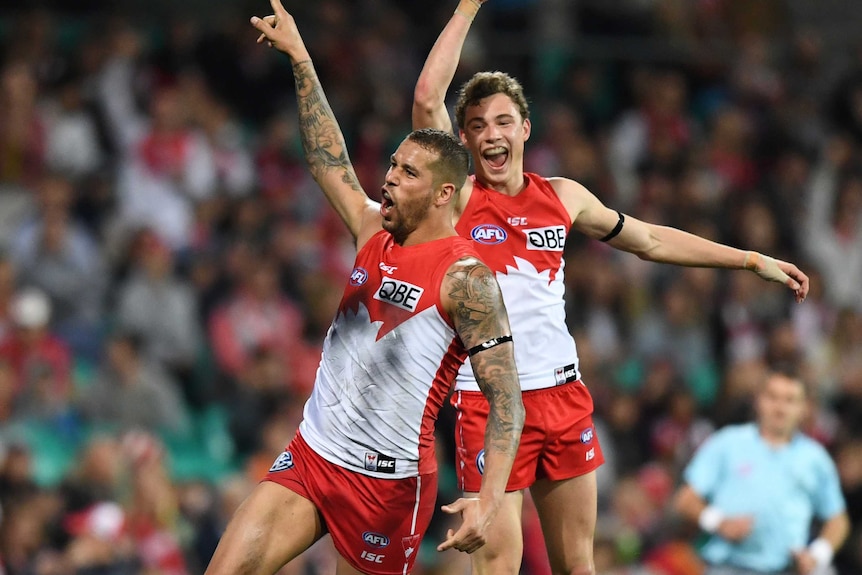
[
  {"xmin": 471, "ymin": 224, "xmax": 508, "ymax": 244},
  {"xmin": 374, "ymin": 278, "xmax": 424, "ymax": 312},
  {"xmin": 363, "ymin": 532, "xmax": 390, "ymax": 548},
  {"xmin": 525, "ymin": 226, "xmax": 566, "ymax": 251},
  {"xmin": 361, "ymin": 551, "xmax": 386, "ymax": 563},
  {"xmin": 365, "ymin": 452, "xmax": 397, "ymax": 474}
]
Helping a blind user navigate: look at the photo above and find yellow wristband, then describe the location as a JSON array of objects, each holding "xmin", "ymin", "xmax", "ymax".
[
  {"xmin": 743, "ymin": 251, "xmax": 761, "ymax": 271},
  {"xmin": 454, "ymin": 0, "xmax": 482, "ymax": 21}
]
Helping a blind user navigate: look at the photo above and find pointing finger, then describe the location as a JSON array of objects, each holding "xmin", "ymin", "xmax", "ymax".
[{"xmin": 269, "ymin": 0, "xmax": 287, "ymax": 17}]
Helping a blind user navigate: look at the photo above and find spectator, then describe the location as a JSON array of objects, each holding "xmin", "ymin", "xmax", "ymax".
[{"xmin": 78, "ymin": 332, "xmax": 190, "ymax": 434}]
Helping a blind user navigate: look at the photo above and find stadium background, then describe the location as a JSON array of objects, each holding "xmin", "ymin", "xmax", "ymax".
[{"xmin": 1, "ymin": 0, "xmax": 862, "ymax": 573}]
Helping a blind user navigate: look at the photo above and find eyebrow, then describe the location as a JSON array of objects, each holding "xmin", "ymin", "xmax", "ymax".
[{"xmin": 390, "ymin": 155, "xmax": 420, "ymax": 174}]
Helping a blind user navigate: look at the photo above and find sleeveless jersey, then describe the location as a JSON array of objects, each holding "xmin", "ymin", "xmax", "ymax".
[
  {"xmin": 300, "ymin": 230, "xmax": 477, "ymax": 478},
  {"xmin": 454, "ymin": 173, "xmax": 580, "ymax": 392}
]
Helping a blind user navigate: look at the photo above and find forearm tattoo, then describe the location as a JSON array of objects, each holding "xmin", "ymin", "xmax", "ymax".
[
  {"xmin": 291, "ymin": 60, "xmax": 363, "ymax": 194},
  {"xmin": 447, "ymin": 260, "xmax": 524, "ymax": 455}
]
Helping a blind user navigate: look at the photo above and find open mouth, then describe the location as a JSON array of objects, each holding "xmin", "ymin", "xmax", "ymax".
[
  {"xmin": 483, "ymin": 146, "xmax": 508, "ymax": 170},
  {"xmin": 380, "ymin": 189, "xmax": 394, "ymax": 217}
]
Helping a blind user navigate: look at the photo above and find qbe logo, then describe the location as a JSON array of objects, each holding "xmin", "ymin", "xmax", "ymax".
[
  {"xmin": 580, "ymin": 427, "xmax": 594, "ymax": 444},
  {"xmin": 268, "ymin": 451, "xmax": 294, "ymax": 472},
  {"xmin": 525, "ymin": 225, "xmax": 566, "ymax": 251},
  {"xmin": 350, "ymin": 267, "xmax": 368, "ymax": 286},
  {"xmin": 374, "ymin": 278, "xmax": 424, "ymax": 312},
  {"xmin": 365, "ymin": 452, "xmax": 397, "ymax": 474},
  {"xmin": 362, "ymin": 532, "xmax": 390, "ymax": 548},
  {"xmin": 471, "ymin": 224, "xmax": 507, "ymax": 245},
  {"xmin": 476, "ymin": 449, "xmax": 485, "ymax": 476}
]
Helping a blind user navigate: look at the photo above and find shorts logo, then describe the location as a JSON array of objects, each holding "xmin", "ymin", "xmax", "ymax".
[
  {"xmin": 525, "ymin": 225, "xmax": 566, "ymax": 251},
  {"xmin": 554, "ymin": 363, "xmax": 578, "ymax": 385},
  {"xmin": 586, "ymin": 448, "xmax": 595, "ymax": 461},
  {"xmin": 365, "ymin": 452, "xmax": 397, "ymax": 474},
  {"xmin": 350, "ymin": 267, "xmax": 368, "ymax": 286},
  {"xmin": 374, "ymin": 278, "xmax": 424, "ymax": 312},
  {"xmin": 363, "ymin": 532, "xmax": 390, "ymax": 548},
  {"xmin": 581, "ymin": 427, "xmax": 594, "ymax": 444},
  {"xmin": 379, "ymin": 262, "xmax": 397, "ymax": 274},
  {"xmin": 402, "ymin": 534, "xmax": 421, "ymax": 559},
  {"xmin": 471, "ymin": 224, "xmax": 507, "ymax": 244},
  {"xmin": 476, "ymin": 449, "xmax": 485, "ymax": 476},
  {"xmin": 360, "ymin": 551, "xmax": 385, "ymax": 563},
  {"xmin": 269, "ymin": 451, "xmax": 294, "ymax": 472}
]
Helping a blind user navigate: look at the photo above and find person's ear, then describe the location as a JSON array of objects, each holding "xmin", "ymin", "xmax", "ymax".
[
  {"xmin": 436, "ymin": 182, "xmax": 456, "ymax": 206},
  {"xmin": 522, "ymin": 118, "xmax": 532, "ymax": 142}
]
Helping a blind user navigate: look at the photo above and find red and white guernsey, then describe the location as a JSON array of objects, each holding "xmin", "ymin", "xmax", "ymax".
[
  {"xmin": 300, "ymin": 230, "xmax": 477, "ymax": 479},
  {"xmin": 455, "ymin": 173, "xmax": 580, "ymax": 392}
]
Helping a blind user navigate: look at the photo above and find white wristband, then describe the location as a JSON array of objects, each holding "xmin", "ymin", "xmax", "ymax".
[
  {"xmin": 808, "ymin": 537, "xmax": 833, "ymax": 568},
  {"xmin": 698, "ymin": 505, "xmax": 724, "ymax": 533}
]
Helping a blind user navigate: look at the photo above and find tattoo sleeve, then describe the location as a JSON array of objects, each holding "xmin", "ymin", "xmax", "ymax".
[
  {"xmin": 291, "ymin": 60, "xmax": 365, "ymax": 200},
  {"xmin": 446, "ymin": 258, "xmax": 524, "ymax": 457}
]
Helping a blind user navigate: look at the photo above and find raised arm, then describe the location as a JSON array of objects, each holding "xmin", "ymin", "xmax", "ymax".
[
  {"xmin": 438, "ymin": 256, "xmax": 524, "ymax": 554},
  {"xmin": 551, "ymin": 177, "xmax": 810, "ymax": 303},
  {"xmin": 251, "ymin": 0, "xmax": 380, "ymax": 246},
  {"xmin": 412, "ymin": 0, "xmax": 486, "ymax": 132}
]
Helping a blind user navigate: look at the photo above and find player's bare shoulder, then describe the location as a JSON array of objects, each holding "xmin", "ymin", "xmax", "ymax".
[
  {"xmin": 440, "ymin": 256, "xmax": 510, "ymax": 348},
  {"xmin": 546, "ymin": 176, "xmax": 599, "ymax": 224}
]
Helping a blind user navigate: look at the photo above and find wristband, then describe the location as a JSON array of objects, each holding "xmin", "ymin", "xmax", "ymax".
[
  {"xmin": 808, "ymin": 537, "xmax": 833, "ymax": 568},
  {"xmin": 698, "ymin": 505, "xmax": 724, "ymax": 534},
  {"xmin": 454, "ymin": 0, "xmax": 482, "ymax": 21},
  {"xmin": 743, "ymin": 251, "xmax": 760, "ymax": 271}
]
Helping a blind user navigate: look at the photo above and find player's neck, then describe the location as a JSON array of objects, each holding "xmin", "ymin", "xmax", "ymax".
[
  {"xmin": 477, "ymin": 170, "xmax": 527, "ymax": 197},
  {"xmin": 398, "ymin": 221, "xmax": 458, "ymax": 247}
]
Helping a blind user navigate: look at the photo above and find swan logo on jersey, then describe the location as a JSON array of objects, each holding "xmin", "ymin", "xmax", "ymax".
[
  {"xmin": 365, "ymin": 452, "xmax": 397, "ymax": 474},
  {"xmin": 581, "ymin": 427, "xmax": 594, "ymax": 444},
  {"xmin": 476, "ymin": 449, "xmax": 485, "ymax": 475},
  {"xmin": 471, "ymin": 224, "xmax": 507, "ymax": 244},
  {"xmin": 554, "ymin": 363, "xmax": 578, "ymax": 385},
  {"xmin": 525, "ymin": 225, "xmax": 566, "ymax": 251},
  {"xmin": 350, "ymin": 267, "xmax": 369, "ymax": 286},
  {"xmin": 374, "ymin": 278, "xmax": 424, "ymax": 313},
  {"xmin": 363, "ymin": 532, "xmax": 390, "ymax": 548},
  {"xmin": 268, "ymin": 451, "xmax": 294, "ymax": 472}
]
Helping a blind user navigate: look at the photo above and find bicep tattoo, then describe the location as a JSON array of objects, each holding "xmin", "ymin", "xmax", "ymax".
[{"xmin": 447, "ymin": 260, "xmax": 524, "ymax": 453}]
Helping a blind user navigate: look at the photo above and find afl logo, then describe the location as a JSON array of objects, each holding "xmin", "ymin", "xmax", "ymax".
[
  {"xmin": 581, "ymin": 427, "xmax": 594, "ymax": 444},
  {"xmin": 476, "ymin": 449, "xmax": 485, "ymax": 475},
  {"xmin": 350, "ymin": 267, "xmax": 368, "ymax": 286},
  {"xmin": 362, "ymin": 532, "xmax": 390, "ymax": 548},
  {"xmin": 471, "ymin": 224, "xmax": 507, "ymax": 245}
]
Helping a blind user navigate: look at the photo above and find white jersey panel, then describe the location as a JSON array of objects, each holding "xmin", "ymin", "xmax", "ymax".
[{"xmin": 300, "ymin": 302, "xmax": 455, "ymax": 479}]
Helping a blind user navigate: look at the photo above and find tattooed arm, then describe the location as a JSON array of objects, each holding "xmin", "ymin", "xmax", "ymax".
[
  {"xmin": 438, "ymin": 256, "xmax": 524, "ymax": 554},
  {"xmin": 251, "ymin": 0, "xmax": 381, "ymax": 247}
]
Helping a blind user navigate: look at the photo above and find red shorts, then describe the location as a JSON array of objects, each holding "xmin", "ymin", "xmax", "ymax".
[
  {"xmin": 452, "ymin": 380, "xmax": 604, "ymax": 492},
  {"xmin": 264, "ymin": 433, "xmax": 437, "ymax": 575}
]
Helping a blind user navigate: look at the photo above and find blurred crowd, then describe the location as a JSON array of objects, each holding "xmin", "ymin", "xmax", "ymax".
[{"xmin": 1, "ymin": 0, "xmax": 862, "ymax": 574}]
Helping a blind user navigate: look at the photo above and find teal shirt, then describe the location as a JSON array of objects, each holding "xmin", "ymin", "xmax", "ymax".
[{"xmin": 683, "ymin": 423, "xmax": 845, "ymax": 572}]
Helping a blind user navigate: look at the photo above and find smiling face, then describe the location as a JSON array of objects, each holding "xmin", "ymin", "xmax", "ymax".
[
  {"xmin": 380, "ymin": 139, "xmax": 440, "ymax": 244},
  {"xmin": 459, "ymin": 92, "xmax": 531, "ymax": 191}
]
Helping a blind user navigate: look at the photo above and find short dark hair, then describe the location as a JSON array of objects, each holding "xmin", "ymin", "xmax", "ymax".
[
  {"xmin": 406, "ymin": 128, "xmax": 470, "ymax": 190},
  {"xmin": 765, "ymin": 365, "xmax": 809, "ymax": 397},
  {"xmin": 454, "ymin": 71, "xmax": 530, "ymax": 130}
]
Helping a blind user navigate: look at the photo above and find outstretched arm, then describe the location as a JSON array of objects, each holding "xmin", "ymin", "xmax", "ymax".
[
  {"xmin": 438, "ymin": 256, "xmax": 524, "ymax": 554},
  {"xmin": 251, "ymin": 0, "xmax": 380, "ymax": 246},
  {"xmin": 552, "ymin": 177, "xmax": 810, "ymax": 303},
  {"xmin": 413, "ymin": 0, "xmax": 486, "ymax": 132}
]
